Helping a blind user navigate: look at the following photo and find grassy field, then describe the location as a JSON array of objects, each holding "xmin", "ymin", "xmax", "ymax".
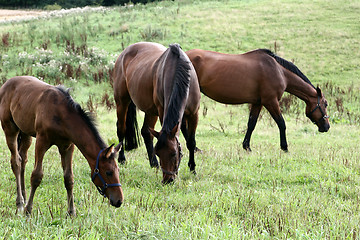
[{"xmin": 0, "ymin": 0, "xmax": 360, "ymax": 239}]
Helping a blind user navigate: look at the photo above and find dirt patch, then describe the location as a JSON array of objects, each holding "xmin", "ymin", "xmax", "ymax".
[{"xmin": 0, "ymin": 9, "xmax": 47, "ymax": 22}]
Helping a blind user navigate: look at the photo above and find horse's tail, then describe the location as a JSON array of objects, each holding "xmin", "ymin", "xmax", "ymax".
[
  {"xmin": 260, "ymin": 49, "xmax": 315, "ymax": 89},
  {"xmin": 124, "ymin": 100, "xmax": 140, "ymax": 151}
]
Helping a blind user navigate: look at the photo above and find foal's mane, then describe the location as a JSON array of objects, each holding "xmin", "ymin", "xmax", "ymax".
[
  {"xmin": 260, "ymin": 49, "xmax": 316, "ymax": 89},
  {"xmin": 156, "ymin": 44, "xmax": 191, "ymax": 148},
  {"xmin": 56, "ymin": 86, "xmax": 107, "ymax": 149}
]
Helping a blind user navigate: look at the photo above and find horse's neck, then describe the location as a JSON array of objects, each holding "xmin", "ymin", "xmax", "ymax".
[
  {"xmin": 66, "ymin": 119, "xmax": 102, "ymax": 169},
  {"xmin": 285, "ymin": 71, "xmax": 317, "ymax": 103}
]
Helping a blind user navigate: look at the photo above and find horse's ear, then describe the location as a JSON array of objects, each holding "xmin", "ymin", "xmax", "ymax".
[
  {"xmin": 170, "ymin": 123, "xmax": 180, "ymax": 138},
  {"xmin": 114, "ymin": 142, "xmax": 122, "ymax": 152},
  {"xmin": 105, "ymin": 144, "xmax": 115, "ymax": 158},
  {"xmin": 316, "ymin": 86, "xmax": 322, "ymax": 96},
  {"xmin": 149, "ymin": 128, "xmax": 160, "ymax": 139}
]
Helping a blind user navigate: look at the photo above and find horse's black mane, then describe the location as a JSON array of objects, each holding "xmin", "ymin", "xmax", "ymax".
[
  {"xmin": 157, "ymin": 44, "xmax": 191, "ymax": 149},
  {"xmin": 56, "ymin": 86, "xmax": 107, "ymax": 149},
  {"xmin": 260, "ymin": 49, "xmax": 315, "ymax": 89}
]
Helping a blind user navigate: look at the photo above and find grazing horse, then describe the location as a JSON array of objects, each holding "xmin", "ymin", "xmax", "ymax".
[
  {"xmin": 0, "ymin": 76, "xmax": 123, "ymax": 215},
  {"xmin": 186, "ymin": 48, "xmax": 330, "ymax": 151},
  {"xmin": 113, "ymin": 42, "xmax": 200, "ymax": 184}
]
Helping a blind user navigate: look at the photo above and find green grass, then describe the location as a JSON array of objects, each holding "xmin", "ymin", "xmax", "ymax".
[{"xmin": 1, "ymin": 0, "xmax": 360, "ymax": 239}]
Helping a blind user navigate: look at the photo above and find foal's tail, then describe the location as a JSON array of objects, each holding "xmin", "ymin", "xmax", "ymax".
[{"xmin": 124, "ymin": 100, "xmax": 140, "ymax": 151}]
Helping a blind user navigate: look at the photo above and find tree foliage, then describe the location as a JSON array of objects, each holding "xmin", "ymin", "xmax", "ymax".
[{"xmin": 0, "ymin": 0, "xmax": 159, "ymax": 8}]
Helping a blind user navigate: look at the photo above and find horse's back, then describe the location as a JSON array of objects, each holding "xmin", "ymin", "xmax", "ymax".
[
  {"xmin": 186, "ymin": 49, "xmax": 285, "ymax": 104},
  {"xmin": 114, "ymin": 42, "xmax": 166, "ymax": 77},
  {"xmin": 113, "ymin": 42, "xmax": 168, "ymax": 114}
]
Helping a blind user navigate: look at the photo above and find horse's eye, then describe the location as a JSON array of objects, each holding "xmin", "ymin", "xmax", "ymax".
[{"xmin": 106, "ymin": 171, "xmax": 113, "ymax": 177}]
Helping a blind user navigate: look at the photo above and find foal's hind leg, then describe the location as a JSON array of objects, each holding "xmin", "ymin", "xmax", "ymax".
[
  {"xmin": 243, "ymin": 104, "xmax": 262, "ymax": 151},
  {"xmin": 58, "ymin": 143, "xmax": 76, "ymax": 216},
  {"xmin": 24, "ymin": 135, "xmax": 51, "ymax": 215},
  {"xmin": 141, "ymin": 114, "xmax": 159, "ymax": 168},
  {"xmin": 2, "ymin": 120, "xmax": 25, "ymax": 212},
  {"xmin": 264, "ymin": 101, "xmax": 288, "ymax": 151},
  {"xmin": 18, "ymin": 132, "xmax": 32, "ymax": 203}
]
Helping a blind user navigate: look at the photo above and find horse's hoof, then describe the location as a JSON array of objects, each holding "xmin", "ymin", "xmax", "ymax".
[
  {"xmin": 24, "ymin": 207, "xmax": 31, "ymax": 216},
  {"xmin": 281, "ymin": 146, "xmax": 288, "ymax": 152},
  {"xmin": 244, "ymin": 146, "xmax": 252, "ymax": 152},
  {"xmin": 194, "ymin": 147, "xmax": 202, "ymax": 153},
  {"xmin": 150, "ymin": 156, "xmax": 159, "ymax": 168},
  {"xmin": 150, "ymin": 161, "xmax": 159, "ymax": 169},
  {"xmin": 67, "ymin": 210, "xmax": 76, "ymax": 218},
  {"xmin": 242, "ymin": 142, "xmax": 252, "ymax": 152},
  {"xmin": 151, "ymin": 163, "xmax": 159, "ymax": 169},
  {"xmin": 118, "ymin": 156, "xmax": 126, "ymax": 165},
  {"xmin": 190, "ymin": 169, "xmax": 197, "ymax": 175},
  {"xmin": 16, "ymin": 206, "xmax": 24, "ymax": 215}
]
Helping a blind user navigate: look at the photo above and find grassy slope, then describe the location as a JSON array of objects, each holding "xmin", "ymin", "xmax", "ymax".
[{"xmin": 0, "ymin": 0, "xmax": 360, "ymax": 239}]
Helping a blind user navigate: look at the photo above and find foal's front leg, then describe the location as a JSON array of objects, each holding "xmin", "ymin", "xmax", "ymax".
[
  {"xmin": 2, "ymin": 121, "xmax": 25, "ymax": 212},
  {"xmin": 24, "ymin": 135, "xmax": 51, "ymax": 215},
  {"xmin": 18, "ymin": 132, "xmax": 32, "ymax": 203},
  {"xmin": 58, "ymin": 143, "xmax": 76, "ymax": 216}
]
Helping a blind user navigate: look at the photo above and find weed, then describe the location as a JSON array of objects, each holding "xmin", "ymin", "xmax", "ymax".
[
  {"xmin": 1, "ymin": 32, "xmax": 10, "ymax": 47},
  {"xmin": 140, "ymin": 25, "xmax": 166, "ymax": 41}
]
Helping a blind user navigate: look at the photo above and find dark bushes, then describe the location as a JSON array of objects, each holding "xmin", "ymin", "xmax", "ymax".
[{"xmin": 0, "ymin": 0, "xmax": 161, "ymax": 9}]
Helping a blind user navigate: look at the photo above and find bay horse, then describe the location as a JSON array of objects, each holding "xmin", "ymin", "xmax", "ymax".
[
  {"xmin": 113, "ymin": 42, "xmax": 200, "ymax": 184},
  {"xmin": 186, "ymin": 48, "xmax": 330, "ymax": 151},
  {"xmin": 0, "ymin": 76, "xmax": 123, "ymax": 216}
]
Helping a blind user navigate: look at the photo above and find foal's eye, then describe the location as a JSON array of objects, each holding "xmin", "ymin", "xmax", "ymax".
[{"xmin": 106, "ymin": 171, "xmax": 113, "ymax": 177}]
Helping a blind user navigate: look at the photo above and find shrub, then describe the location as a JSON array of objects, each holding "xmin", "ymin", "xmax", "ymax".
[{"xmin": 44, "ymin": 3, "xmax": 62, "ymax": 10}]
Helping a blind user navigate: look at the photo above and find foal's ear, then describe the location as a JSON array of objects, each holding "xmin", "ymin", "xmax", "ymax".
[
  {"xmin": 114, "ymin": 142, "xmax": 122, "ymax": 152},
  {"xmin": 316, "ymin": 86, "xmax": 322, "ymax": 96},
  {"xmin": 105, "ymin": 144, "xmax": 115, "ymax": 158},
  {"xmin": 149, "ymin": 128, "xmax": 160, "ymax": 139}
]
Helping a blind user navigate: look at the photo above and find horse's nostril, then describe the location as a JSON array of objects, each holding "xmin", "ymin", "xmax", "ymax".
[
  {"xmin": 111, "ymin": 199, "xmax": 122, "ymax": 208},
  {"xmin": 115, "ymin": 200, "xmax": 122, "ymax": 207},
  {"xmin": 162, "ymin": 177, "xmax": 174, "ymax": 185}
]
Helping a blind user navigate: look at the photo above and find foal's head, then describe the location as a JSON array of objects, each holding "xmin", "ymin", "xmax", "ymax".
[
  {"xmin": 150, "ymin": 124, "xmax": 182, "ymax": 184},
  {"xmin": 91, "ymin": 144, "xmax": 124, "ymax": 207},
  {"xmin": 306, "ymin": 87, "xmax": 330, "ymax": 132}
]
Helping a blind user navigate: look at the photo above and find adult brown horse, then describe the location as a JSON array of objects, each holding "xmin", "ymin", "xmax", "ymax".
[
  {"xmin": 113, "ymin": 42, "xmax": 200, "ymax": 184},
  {"xmin": 0, "ymin": 76, "xmax": 123, "ymax": 216},
  {"xmin": 186, "ymin": 48, "xmax": 330, "ymax": 151}
]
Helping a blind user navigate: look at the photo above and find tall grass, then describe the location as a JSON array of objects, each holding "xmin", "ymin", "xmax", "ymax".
[{"xmin": 0, "ymin": 0, "xmax": 359, "ymax": 239}]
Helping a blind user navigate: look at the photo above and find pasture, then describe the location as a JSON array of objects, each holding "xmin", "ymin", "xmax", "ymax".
[{"xmin": 0, "ymin": 0, "xmax": 359, "ymax": 239}]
